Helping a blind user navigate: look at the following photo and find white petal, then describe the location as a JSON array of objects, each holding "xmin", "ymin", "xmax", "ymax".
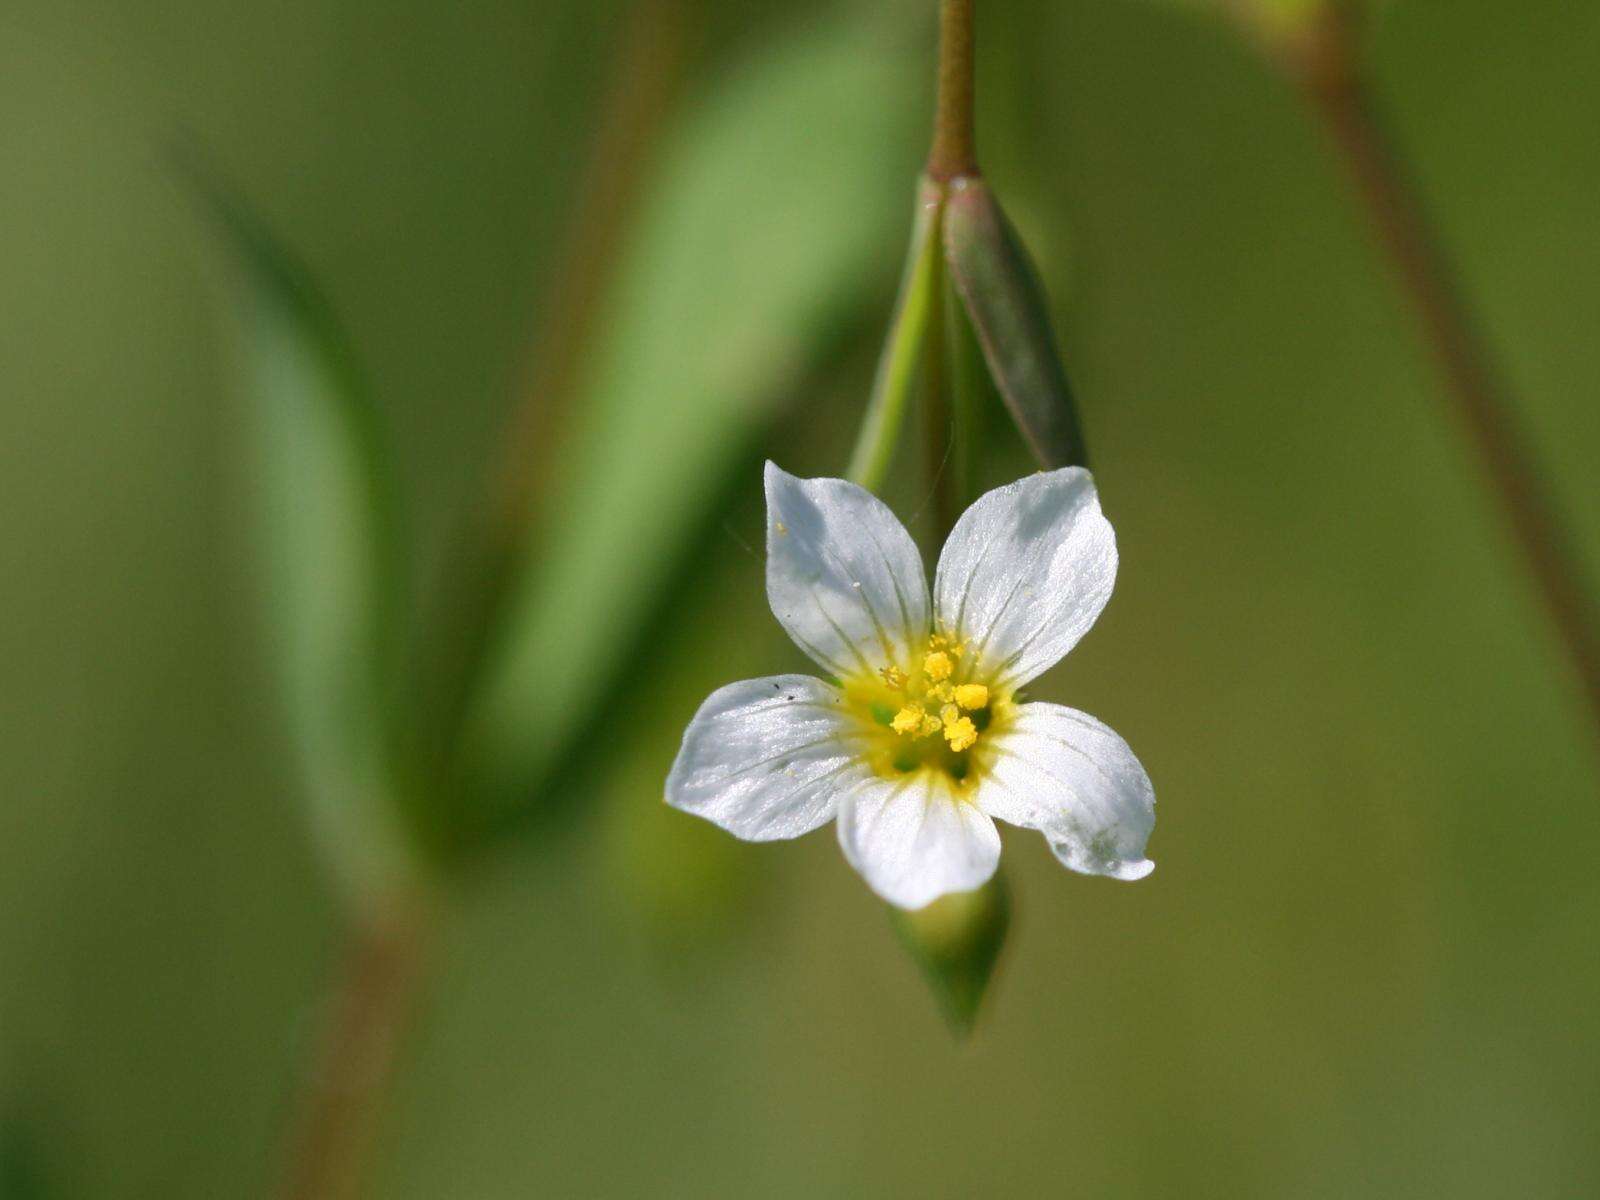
[
  {"xmin": 976, "ymin": 702, "xmax": 1155, "ymax": 880},
  {"xmin": 666, "ymin": 675, "xmax": 865, "ymax": 841},
  {"xmin": 836, "ymin": 775, "xmax": 1001, "ymax": 909},
  {"xmin": 933, "ymin": 466, "xmax": 1116, "ymax": 689},
  {"xmin": 764, "ymin": 462, "xmax": 930, "ymax": 680}
]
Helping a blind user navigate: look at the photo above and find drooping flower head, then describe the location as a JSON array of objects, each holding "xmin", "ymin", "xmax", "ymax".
[{"xmin": 665, "ymin": 463, "xmax": 1154, "ymax": 910}]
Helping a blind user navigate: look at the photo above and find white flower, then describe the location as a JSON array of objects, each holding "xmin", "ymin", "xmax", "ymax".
[{"xmin": 665, "ymin": 462, "xmax": 1155, "ymax": 910}]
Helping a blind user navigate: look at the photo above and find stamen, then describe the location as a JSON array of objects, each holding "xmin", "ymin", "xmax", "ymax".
[
  {"xmin": 954, "ymin": 683, "xmax": 988, "ymax": 711},
  {"xmin": 943, "ymin": 716, "xmax": 978, "ymax": 752},
  {"xmin": 877, "ymin": 635, "xmax": 995, "ymax": 758},
  {"xmin": 890, "ymin": 705, "xmax": 925, "ymax": 736}
]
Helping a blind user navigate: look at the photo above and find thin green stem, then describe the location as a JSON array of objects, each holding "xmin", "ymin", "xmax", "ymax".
[
  {"xmin": 853, "ymin": 0, "xmax": 983, "ymax": 492},
  {"xmin": 848, "ymin": 181, "xmax": 946, "ymax": 491},
  {"xmin": 928, "ymin": 0, "xmax": 978, "ymax": 180}
]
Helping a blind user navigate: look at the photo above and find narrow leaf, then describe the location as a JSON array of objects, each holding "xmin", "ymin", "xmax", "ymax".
[
  {"xmin": 943, "ymin": 178, "xmax": 1088, "ymax": 469},
  {"xmin": 455, "ymin": 11, "xmax": 923, "ymax": 832},
  {"xmin": 181, "ymin": 157, "xmax": 416, "ymax": 902}
]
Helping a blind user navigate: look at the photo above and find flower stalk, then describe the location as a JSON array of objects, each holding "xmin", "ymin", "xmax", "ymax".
[{"xmin": 928, "ymin": 0, "xmax": 978, "ymax": 182}]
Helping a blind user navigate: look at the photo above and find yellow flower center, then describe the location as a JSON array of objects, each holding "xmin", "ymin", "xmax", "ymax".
[{"xmin": 844, "ymin": 633, "xmax": 1009, "ymax": 788}]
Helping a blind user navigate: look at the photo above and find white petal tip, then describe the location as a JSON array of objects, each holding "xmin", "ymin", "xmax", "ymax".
[
  {"xmin": 1048, "ymin": 839, "xmax": 1155, "ymax": 882},
  {"xmin": 1112, "ymin": 858, "xmax": 1155, "ymax": 882},
  {"xmin": 932, "ymin": 467, "xmax": 1118, "ymax": 688}
]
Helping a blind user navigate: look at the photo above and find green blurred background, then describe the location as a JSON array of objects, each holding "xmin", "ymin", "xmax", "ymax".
[{"xmin": 4, "ymin": 0, "xmax": 1599, "ymax": 1195}]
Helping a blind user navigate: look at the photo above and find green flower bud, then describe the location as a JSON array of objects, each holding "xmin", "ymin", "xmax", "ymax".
[{"xmin": 889, "ymin": 870, "xmax": 1011, "ymax": 1038}]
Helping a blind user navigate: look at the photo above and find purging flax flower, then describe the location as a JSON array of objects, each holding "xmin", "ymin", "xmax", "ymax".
[{"xmin": 666, "ymin": 463, "xmax": 1155, "ymax": 910}]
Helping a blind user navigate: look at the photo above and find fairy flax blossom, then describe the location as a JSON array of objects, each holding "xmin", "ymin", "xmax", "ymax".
[{"xmin": 666, "ymin": 463, "xmax": 1156, "ymax": 910}]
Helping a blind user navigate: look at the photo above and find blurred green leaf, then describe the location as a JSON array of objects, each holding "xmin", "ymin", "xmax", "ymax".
[
  {"xmin": 847, "ymin": 178, "xmax": 944, "ymax": 492},
  {"xmin": 599, "ymin": 735, "xmax": 753, "ymax": 949},
  {"xmin": 457, "ymin": 9, "xmax": 924, "ymax": 832},
  {"xmin": 944, "ymin": 177, "xmax": 1088, "ymax": 469},
  {"xmin": 1, "ymin": 1113, "xmax": 49, "ymax": 1200},
  {"xmin": 182, "ymin": 157, "xmax": 418, "ymax": 902},
  {"xmin": 1141, "ymin": 0, "xmax": 1332, "ymax": 33},
  {"xmin": 1140, "ymin": 0, "xmax": 1396, "ymax": 62},
  {"xmin": 889, "ymin": 871, "xmax": 1011, "ymax": 1037}
]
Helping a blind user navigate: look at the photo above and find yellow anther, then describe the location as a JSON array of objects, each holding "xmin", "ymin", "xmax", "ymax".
[
  {"xmin": 919, "ymin": 714, "xmax": 943, "ymax": 737},
  {"xmin": 944, "ymin": 716, "xmax": 978, "ymax": 752},
  {"xmin": 924, "ymin": 651, "xmax": 954, "ymax": 682},
  {"xmin": 927, "ymin": 681, "xmax": 953, "ymax": 703},
  {"xmin": 940, "ymin": 703, "xmax": 960, "ymax": 725},
  {"xmin": 954, "ymin": 683, "xmax": 989, "ymax": 710},
  {"xmin": 890, "ymin": 705, "xmax": 924, "ymax": 736},
  {"xmin": 879, "ymin": 665, "xmax": 908, "ymax": 690}
]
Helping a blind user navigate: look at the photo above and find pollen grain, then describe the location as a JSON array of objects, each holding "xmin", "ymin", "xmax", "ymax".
[
  {"xmin": 953, "ymin": 683, "xmax": 988, "ymax": 710},
  {"xmin": 943, "ymin": 716, "xmax": 978, "ymax": 752}
]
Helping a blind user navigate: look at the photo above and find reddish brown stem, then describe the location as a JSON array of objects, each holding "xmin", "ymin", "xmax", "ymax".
[
  {"xmin": 411, "ymin": 0, "xmax": 689, "ymax": 806},
  {"xmin": 495, "ymin": 0, "xmax": 688, "ymax": 530},
  {"xmin": 278, "ymin": 895, "xmax": 434, "ymax": 1200},
  {"xmin": 1291, "ymin": 7, "xmax": 1600, "ymax": 741},
  {"xmin": 283, "ymin": 7, "xmax": 692, "ymax": 1191},
  {"xmin": 928, "ymin": 0, "xmax": 978, "ymax": 180}
]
